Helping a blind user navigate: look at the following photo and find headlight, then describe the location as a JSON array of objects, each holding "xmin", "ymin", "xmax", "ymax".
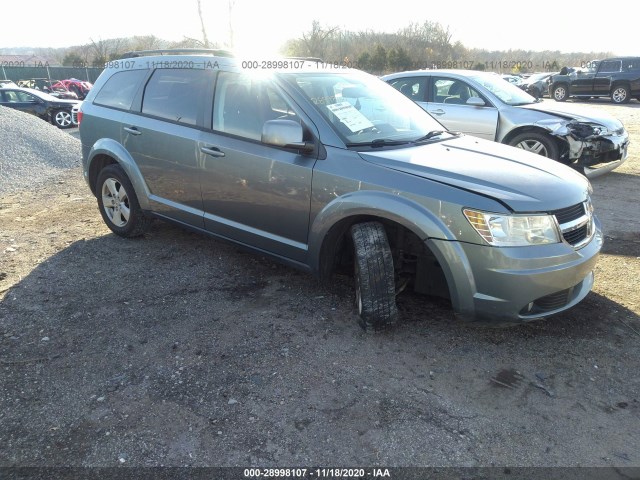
[{"xmin": 463, "ymin": 209, "xmax": 561, "ymax": 246}]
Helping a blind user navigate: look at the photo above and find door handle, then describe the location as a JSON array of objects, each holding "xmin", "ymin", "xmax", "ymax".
[
  {"xmin": 123, "ymin": 126, "xmax": 142, "ymax": 135},
  {"xmin": 200, "ymin": 146, "xmax": 225, "ymax": 158},
  {"xmin": 429, "ymin": 109, "xmax": 445, "ymax": 115}
]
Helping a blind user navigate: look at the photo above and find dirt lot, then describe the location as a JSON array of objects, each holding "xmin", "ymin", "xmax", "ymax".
[{"xmin": 1, "ymin": 98, "xmax": 639, "ymax": 472}]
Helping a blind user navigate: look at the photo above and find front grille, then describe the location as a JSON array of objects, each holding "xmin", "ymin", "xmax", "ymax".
[
  {"xmin": 550, "ymin": 202, "xmax": 592, "ymax": 248},
  {"xmin": 551, "ymin": 203, "xmax": 585, "ymax": 224},
  {"xmin": 562, "ymin": 224, "xmax": 588, "ymax": 245}
]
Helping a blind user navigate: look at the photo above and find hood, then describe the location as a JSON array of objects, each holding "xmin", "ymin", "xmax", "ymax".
[
  {"xmin": 359, "ymin": 135, "xmax": 590, "ymax": 212},
  {"xmin": 51, "ymin": 98, "xmax": 80, "ymax": 106},
  {"xmin": 518, "ymin": 103, "xmax": 624, "ymax": 131}
]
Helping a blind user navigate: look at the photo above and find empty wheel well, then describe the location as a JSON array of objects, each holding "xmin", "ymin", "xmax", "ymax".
[
  {"xmin": 319, "ymin": 217, "xmax": 450, "ymax": 298},
  {"xmin": 88, "ymin": 154, "xmax": 118, "ymax": 196}
]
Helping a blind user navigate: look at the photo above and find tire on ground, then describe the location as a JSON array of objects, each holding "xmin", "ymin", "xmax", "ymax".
[
  {"xmin": 552, "ymin": 84, "xmax": 568, "ymax": 102},
  {"xmin": 350, "ymin": 221, "xmax": 398, "ymax": 329},
  {"xmin": 96, "ymin": 164, "xmax": 151, "ymax": 238}
]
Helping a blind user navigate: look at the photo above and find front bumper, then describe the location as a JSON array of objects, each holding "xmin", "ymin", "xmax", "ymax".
[
  {"xmin": 428, "ymin": 218, "xmax": 603, "ymax": 324},
  {"xmin": 573, "ymin": 130, "xmax": 630, "ymax": 178}
]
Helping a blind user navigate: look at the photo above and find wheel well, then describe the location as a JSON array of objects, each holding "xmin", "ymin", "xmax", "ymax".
[
  {"xmin": 319, "ymin": 216, "xmax": 450, "ymax": 299},
  {"xmin": 502, "ymin": 126, "xmax": 563, "ymax": 148},
  {"xmin": 88, "ymin": 154, "xmax": 117, "ymax": 195},
  {"xmin": 611, "ymin": 81, "xmax": 630, "ymax": 92}
]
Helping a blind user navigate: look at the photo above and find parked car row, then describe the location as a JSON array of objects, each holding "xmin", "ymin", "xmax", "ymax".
[
  {"xmin": 11, "ymin": 77, "xmax": 93, "ymax": 100},
  {"xmin": 16, "ymin": 79, "xmax": 79, "ymax": 99},
  {"xmin": 384, "ymin": 69, "xmax": 629, "ymax": 178}
]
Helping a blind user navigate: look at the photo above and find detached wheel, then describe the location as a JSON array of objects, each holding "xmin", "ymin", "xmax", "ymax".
[
  {"xmin": 52, "ymin": 109, "xmax": 73, "ymax": 128},
  {"xmin": 96, "ymin": 164, "xmax": 150, "ymax": 237},
  {"xmin": 508, "ymin": 132, "xmax": 559, "ymax": 160},
  {"xmin": 350, "ymin": 222, "xmax": 398, "ymax": 329},
  {"xmin": 611, "ymin": 85, "xmax": 630, "ymax": 104},
  {"xmin": 552, "ymin": 84, "xmax": 568, "ymax": 102}
]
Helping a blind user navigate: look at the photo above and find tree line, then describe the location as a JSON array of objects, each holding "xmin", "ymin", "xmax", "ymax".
[{"xmin": 3, "ymin": 20, "xmax": 613, "ymax": 74}]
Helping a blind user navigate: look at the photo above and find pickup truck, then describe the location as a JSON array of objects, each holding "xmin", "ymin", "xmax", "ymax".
[{"xmin": 550, "ymin": 57, "xmax": 640, "ymax": 104}]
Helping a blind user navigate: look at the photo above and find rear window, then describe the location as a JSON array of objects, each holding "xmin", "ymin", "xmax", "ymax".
[{"xmin": 94, "ymin": 69, "xmax": 147, "ymax": 110}]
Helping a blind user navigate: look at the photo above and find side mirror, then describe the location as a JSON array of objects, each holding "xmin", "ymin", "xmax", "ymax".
[
  {"xmin": 466, "ymin": 97, "xmax": 486, "ymax": 107},
  {"xmin": 262, "ymin": 119, "xmax": 313, "ymax": 153}
]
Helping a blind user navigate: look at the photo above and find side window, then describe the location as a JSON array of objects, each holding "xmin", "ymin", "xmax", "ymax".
[
  {"xmin": 142, "ymin": 69, "xmax": 209, "ymax": 126},
  {"xmin": 14, "ymin": 91, "xmax": 37, "ymax": 102},
  {"xmin": 212, "ymin": 72, "xmax": 299, "ymax": 141},
  {"xmin": 624, "ymin": 59, "xmax": 640, "ymax": 71},
  {"xmin": 599, "ymin": 60, "xmax": 621, "ymax": 73},
  {"xmin": 94, "ymin": 69, "xmax": 147, "ymax": 110},
  {"xmin": 432, "ymin": 78, "xmax": 480, "ymax": 105},
  {"xmin": 389, "ymin": 77, "xmax": 426, "ymax": 101}
]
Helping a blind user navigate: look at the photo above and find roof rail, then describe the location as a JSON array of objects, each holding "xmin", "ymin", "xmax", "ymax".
[
  {"xmin": 120, "ymin": 49, "xmax": 235, "ymax": 59},
  {"xmin": 285, "ymin": 56, "xmax": 324, "ymax": 63}
]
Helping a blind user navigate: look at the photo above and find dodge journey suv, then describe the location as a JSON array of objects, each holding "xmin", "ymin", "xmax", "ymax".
[{"xmin": 79, "ymin": 50, "xmax": 602, "ymax": 329}]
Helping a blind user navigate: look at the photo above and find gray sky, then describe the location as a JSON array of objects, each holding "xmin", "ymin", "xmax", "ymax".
[{"xmin": 1, "ymin": 0, "xmax": 636, "ymax": 56}]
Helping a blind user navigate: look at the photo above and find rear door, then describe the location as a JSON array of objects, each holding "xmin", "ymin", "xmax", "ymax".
[
  {"xmin": 593, "ymin": 60, "xmax": 622, "ymax": 96},
  {"xmin": 198, "ymin": 71, "xmax": 318, "ymax": 262},
  {"xmin": 122, "ymin": 68, "xmax": 214, "ymax": 227}
]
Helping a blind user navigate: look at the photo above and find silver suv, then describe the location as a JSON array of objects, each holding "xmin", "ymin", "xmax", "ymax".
[{"xmin": 79, "ymin": 50, "xmax": 602, "ymax": 329}]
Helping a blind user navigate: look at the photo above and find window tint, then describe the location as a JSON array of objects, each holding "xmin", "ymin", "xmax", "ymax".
[
  {"xmin": 213, "ymin": 72, "xmax": 299, "ymax": 141},
  {"xmin": 623, "ymin": 58, "xmax": 640, "ymax": 71},
  {"xmin": 94, "ymin": 69, "xmax": 147, "ymax": 110},
  {"xmin": 599, "ymin": 60, "xmax": 621, "ymax": 73},
  {"xmin": 432, "ymin": 78, "xmax": 480, "ymax": 105},
  {"xmin": 142, "ymin": 69, "xmax": 209, "ymax": 125},
  {"xmin": 1, "ymin": 90, "xmax": 37, "ymax": 102},
  {"xmin": 389, "ymin": 77, "xmax": 426, "ymax": 101}
]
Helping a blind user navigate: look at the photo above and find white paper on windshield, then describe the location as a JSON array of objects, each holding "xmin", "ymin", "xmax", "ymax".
[{"xmin": 326, "ymin": 101, "xmax": 374, "ymax": 132}]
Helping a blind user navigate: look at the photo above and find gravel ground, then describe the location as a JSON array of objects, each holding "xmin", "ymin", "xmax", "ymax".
[
  {"xmin": 0, "ymin": 99, "xmax": 639, "ymax": 474},
  {"xmin": 0, "ymin": 107, "xmax": 81, "ymax": 195}
]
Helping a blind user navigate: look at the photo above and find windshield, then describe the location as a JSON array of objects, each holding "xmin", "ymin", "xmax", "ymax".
[
  {"xmin": 21, "ymin": 88, "xmax": 61, "ymax": 101},
  {"xmin": 469, "ymin": 73, "xmax": 537, "ymax": 106},
  {"xmin": 280, "ymin": 71, "xmax": 447, "ymax": 146}
]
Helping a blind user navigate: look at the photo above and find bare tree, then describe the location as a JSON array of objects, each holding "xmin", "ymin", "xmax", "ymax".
[
  {"xmin": 197, "ymin": 0, "xmax": 211, "ymax": 48},
  {"xmin": 302, "ymin": 21, "xmax": 339, "ymax": 58},
  {"xmin": 228, "ymin": 0, "xmax": 236, "ymax": 49}
]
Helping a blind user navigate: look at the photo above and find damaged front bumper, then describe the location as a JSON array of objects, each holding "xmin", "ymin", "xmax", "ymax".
[{"xmin": 536, "ymin": 119, "xmax": 630, "ymax": 178}]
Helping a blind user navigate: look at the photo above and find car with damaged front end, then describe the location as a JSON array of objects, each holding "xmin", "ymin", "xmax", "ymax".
[
  {"xmin": 80, "ymin": 52, "xmax": 603, "ymax": 330},
  {"xmin": 383, "ymin": 69, "xmax": 629, "ymax": 178}
]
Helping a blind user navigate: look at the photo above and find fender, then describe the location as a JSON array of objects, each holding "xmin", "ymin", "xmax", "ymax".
[
  {"xmin": 307, "ymin": 189, "xmax": 457, "ymax": 271},
  {"xmin": 307, "ymin": 190, "xmax": 476, "ymax": 314},
  {"xmin": 87, "ymin": 138, "xmax": 151, "ymax": 211}
]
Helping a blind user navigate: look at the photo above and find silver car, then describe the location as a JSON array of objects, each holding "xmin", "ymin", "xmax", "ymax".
[{"xmin": 383, "ymin": 69, "xmax": 629, "ymax": 178}]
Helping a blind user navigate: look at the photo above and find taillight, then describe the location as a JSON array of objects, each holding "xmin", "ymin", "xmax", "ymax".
[{"xmin": 77, "ymin": 110, "xmax": 83, "ymax": 125}]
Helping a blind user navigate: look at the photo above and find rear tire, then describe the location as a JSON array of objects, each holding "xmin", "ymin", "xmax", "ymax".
[
  {"xmin": 96, "ymin": 164, "xmax": 151, "ymax": 237},
  {"xmin": 552, "ymin": 84, "xmax": 568, "ymax": 102},
  {"xmin": 350, "ymin": 222, "xmax": 398, "ymax": 330},
  {"xmin": 611, "ymin": 85, "xmax": 630, "ymax": 104}
]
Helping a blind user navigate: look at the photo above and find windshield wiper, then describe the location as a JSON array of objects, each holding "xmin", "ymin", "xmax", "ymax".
[
  {"xmin": 346, "ymin": 138, "xmax": 412, "ymax": 148},
  {"xmin": 412, "ymin": 130, "xmax": 459, "ymax": 143}
]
